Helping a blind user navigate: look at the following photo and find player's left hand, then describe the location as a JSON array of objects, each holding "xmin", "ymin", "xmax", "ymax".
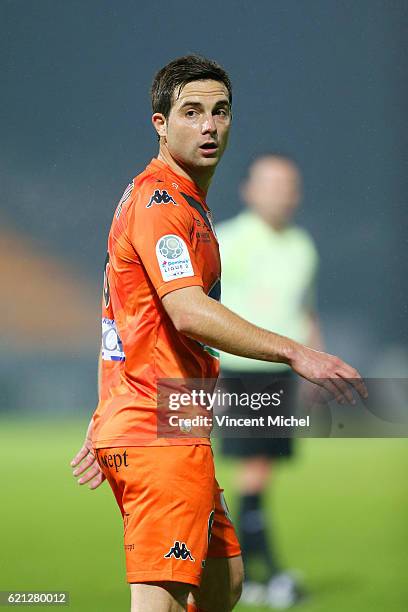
[{"xmin": 70, "ymin": 419, "xmax": 106, "ymax": 490}]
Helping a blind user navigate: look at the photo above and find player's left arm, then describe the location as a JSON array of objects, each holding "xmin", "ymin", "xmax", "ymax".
[
  {"xmin": 70, "ymin": 350, "xmax": 106, "ymax": 490},
  {"xmin": 162, "ymin": 286, "xmax": 367, "ymax": 403}
]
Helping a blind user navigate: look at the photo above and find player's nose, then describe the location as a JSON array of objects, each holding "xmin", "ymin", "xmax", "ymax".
[{"xmin": 201, "ymin": 114, "xmax": 217, "ymax": 135}]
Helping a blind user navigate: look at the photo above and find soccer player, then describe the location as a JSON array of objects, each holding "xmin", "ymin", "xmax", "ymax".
[
  {"xmin": 217, "ymin": 154, "xmax": 323, "ymax": 607},
  {"xmin": 70, "ymin": 55, "xmax": 367, "ymax": 612}
]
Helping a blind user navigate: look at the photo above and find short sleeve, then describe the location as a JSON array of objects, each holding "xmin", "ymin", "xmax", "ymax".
[{"xmin": 126, "ymin": 183, "xmax": 204, "ymax": 299}]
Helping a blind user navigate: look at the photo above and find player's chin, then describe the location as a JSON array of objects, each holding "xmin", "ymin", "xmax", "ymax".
[{"xmin": 195, "ymin": 152, "xmax": 221, "ymax": 167}]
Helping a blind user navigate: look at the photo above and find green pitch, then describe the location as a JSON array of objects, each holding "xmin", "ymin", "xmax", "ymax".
[{"xmin": 0, "ymin": 418, "xmax": 407, "ymax": 611}]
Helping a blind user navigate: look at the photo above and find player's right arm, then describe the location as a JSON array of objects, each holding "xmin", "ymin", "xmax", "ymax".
[{"xmin": 162, "ymin": 286, "xmax": 367, "ymax": 404}]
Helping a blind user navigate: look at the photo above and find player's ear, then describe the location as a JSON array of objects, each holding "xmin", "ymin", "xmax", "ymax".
[{"xmin": 152, "ymin": 113, "xmax": 167, "ymax": 139}]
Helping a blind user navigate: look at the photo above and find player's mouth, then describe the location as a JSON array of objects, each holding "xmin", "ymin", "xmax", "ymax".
[{"xmin": 199, "ymin": 141, "xmax": 219, "ymax": 156}]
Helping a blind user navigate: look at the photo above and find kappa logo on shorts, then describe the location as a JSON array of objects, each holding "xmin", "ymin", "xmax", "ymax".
[
  {"xmin": 146, "ymin": 189, "xmax": 178, "ymax": 208},
  {"xmin": 164, "ymin": 541, "xmax": 195, "ymax": 562}
]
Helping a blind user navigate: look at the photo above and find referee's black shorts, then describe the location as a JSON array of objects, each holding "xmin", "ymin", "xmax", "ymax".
[{"xmin": 219, "ymin": 369, "xmax": 297, "ymax": 460}]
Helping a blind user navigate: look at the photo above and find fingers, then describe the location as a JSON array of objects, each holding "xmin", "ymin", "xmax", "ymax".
[
  {"xmin": 298, "ymin": 349, "xmax": 368, "ymax": 405},
  {"xmin": 330, "ymin": 377, "xmax": 356, "ymax": 405},
  {"xmin": 319, "ymin": 379, "xmax": 348, "ymax": 405},
  {"xmin": 306, "ymin": 384, "xmax": 332, "ymax": 406},
  {"xmin": 70, "ymin": 443, "xmax": 106, "ymax": 490},
  {"xmin": 88, "ymin": 472, "xmax": 106, "ymax": 490},
  {"xmin": 335, "ymin": 362, "xmax": 369, "ymax": 401},
  {"xmin": 72, "ymin": 451, "xmax": 95, "ymax": 477},
  {"xmin": 343, "ymin": 373, "xmax": 368, "ymax": 400},
  {"xmin": 319, "ymin": 370, "xmax": 368, "ymax": 406},
  {"xmin": 77, "ymin": 463, "xmax": 101, "ymax": 486},
  {"xmin": 71, "ymin": 450, "xmax": 106, "ymax": 489},
  {"xmin": 70, "ymin": 445, "xmax": 90, "ymax": 468}
]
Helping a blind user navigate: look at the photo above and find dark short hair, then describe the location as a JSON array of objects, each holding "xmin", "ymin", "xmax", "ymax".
[{"xmin": 151, "ymin": 54, "xmax": 232, "ymax": 118}]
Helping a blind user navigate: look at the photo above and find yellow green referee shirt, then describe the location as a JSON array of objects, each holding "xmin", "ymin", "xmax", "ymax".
[{"xmin": 217, "ymin": 210, "xmax": 319, "ymax": 373}]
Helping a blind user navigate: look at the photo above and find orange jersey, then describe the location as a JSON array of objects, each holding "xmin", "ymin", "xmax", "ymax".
[{"xmin": 92, "ymin": 159, "xmax": 221, "ymax": 448}]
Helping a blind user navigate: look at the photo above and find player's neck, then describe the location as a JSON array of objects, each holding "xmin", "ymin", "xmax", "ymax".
[{"xmin": 157, "ymin": 148, "xmax": 214, "ymax": 195}]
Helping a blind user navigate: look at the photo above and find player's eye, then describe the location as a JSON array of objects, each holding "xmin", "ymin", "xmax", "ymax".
[
  {"xmin": 186, "ymin": 109, "xmax": 199, "ymax": 117},
  {"xmin": 215, "ymin": 108, "xmax": 228, "ymax": 117}
]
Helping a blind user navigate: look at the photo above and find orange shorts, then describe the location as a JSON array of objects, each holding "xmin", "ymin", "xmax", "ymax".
[{"xmin": 94, "ymin": 445, "xmax": 241, "ymax": 586}]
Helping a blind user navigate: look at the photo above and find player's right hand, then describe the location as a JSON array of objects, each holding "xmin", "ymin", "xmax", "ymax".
[
  {"xmin": 70, "ymin": 419, "xmax": 106, "ymax": 490},
  {"xmin": 290, "ymin": 344, "xmax": 368, "ymax": 405}
]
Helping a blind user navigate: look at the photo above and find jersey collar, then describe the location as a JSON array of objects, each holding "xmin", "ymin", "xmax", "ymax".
[{"xmin": 147, "ymin": 158, "xmax": 207, "ymax": 205}]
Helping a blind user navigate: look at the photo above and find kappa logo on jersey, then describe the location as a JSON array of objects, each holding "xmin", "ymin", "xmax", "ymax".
[
  {"xmin": 116, "ymin": 180, "xmax": 134, "ymax": 219},
  {"xmin": 146, "ymin": 189, "xmax": 178, "ymax": 208},
  {"xmin": 156, "ymin": 234, "xmax": 194, "ymax": 282},
  {"xmin": 164, "ymin": 541, "xmax": 195, "ymax": 562}
]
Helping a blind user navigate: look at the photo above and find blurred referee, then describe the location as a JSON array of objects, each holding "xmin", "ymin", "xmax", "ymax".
[{"xmin": 217, "ymin": 154, "xmax": 323, "ymax": 608}]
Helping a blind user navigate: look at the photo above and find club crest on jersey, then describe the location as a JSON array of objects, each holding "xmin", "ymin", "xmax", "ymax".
[
  {"xmin": 146, "ymin": 189, "xmax": 178, "ymax": 208},
  {"xmin": 164, "ymin": 541, "xmax": 195, "ymax": 562}
]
